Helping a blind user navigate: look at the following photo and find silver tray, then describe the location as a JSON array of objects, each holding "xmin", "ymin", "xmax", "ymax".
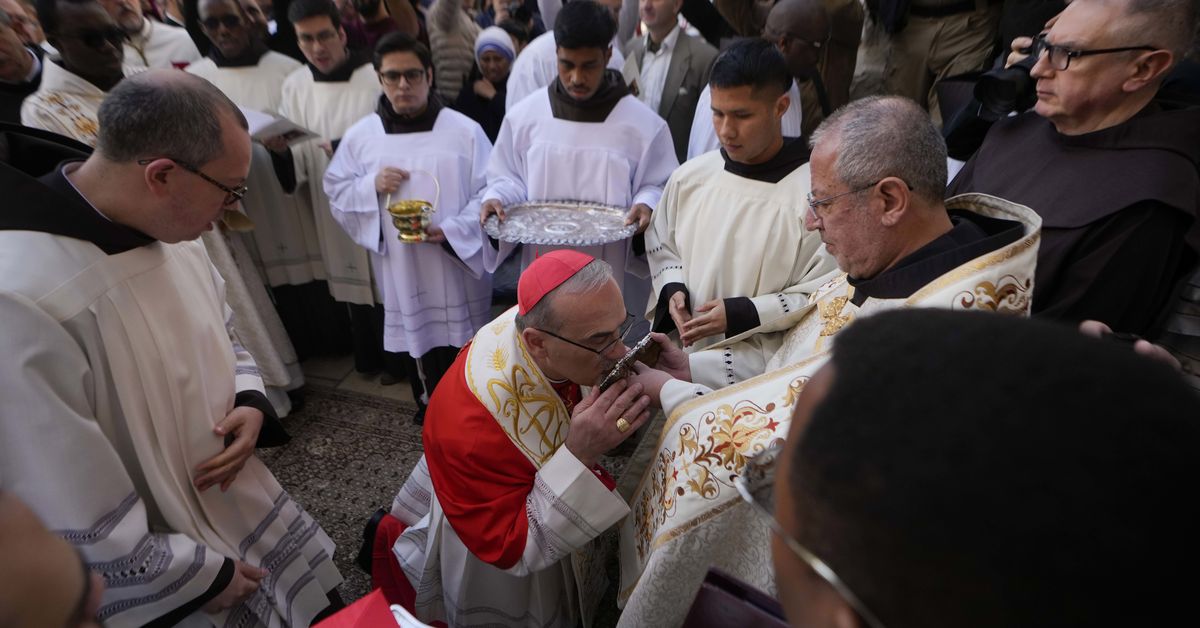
[{"xmin": 484, "ymin": 200, "xmax": 636, "ymax": 246}]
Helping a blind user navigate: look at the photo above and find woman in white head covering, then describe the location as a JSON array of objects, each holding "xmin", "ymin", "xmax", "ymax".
[{"xmin": 452, "ymin": 25, "xmax": 517, "ymax": 141}]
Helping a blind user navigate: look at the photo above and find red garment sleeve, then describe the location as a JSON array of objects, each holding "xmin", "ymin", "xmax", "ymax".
[{"xmin": 423, "ymin": 346, "xmax": 539, "ymax": 570}]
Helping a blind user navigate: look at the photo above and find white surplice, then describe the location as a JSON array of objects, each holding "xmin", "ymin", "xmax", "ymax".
[
  {"xmin": 186, "ymin": 53, "xmax": 311, "ymax": 415},
  {"xmin": 686, "ymin": 80, "xmax": 803, "ymax": 161},
  {"xmin": 323, "ymin": 108, "xmax": 493, "ymax": 356},
  {"xmin": 646, "ymin": 153, "xmax": 837, "ymax": 384},
  {"xmin": 0, "ymin": 232, "xmax": 341, "ymax": 626},
  {"xmin": 504, "ymin": 31, "xmax": 627, "ymax": 111},
  {"xmin": 186, "ymin": 53, "xmax": 324, "ymax": 287},
  {"xmin": 483, "ymin": 87, "xmax": 677, "ymax": 317},
  {"xmin": 124, "ymin": 18, "xmax": 202, "ymax": 69},
  {"xmin": 280, "ymin": 62, "xmax": 381, "ymax": 305}
]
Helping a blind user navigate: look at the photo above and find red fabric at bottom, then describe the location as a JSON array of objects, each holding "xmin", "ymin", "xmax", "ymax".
[
  {"xmin": 372, "ymin": 514, "xmax": 417, "ymax": 609},
  {"xmin": 369, "ymin": 514, "xmax": 448, "ymax": 627},
  {"xmin": 313, "ymin": 589, "xmax": 392, "ymax": 627}
]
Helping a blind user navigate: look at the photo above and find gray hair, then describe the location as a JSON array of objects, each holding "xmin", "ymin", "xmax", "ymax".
[
  {"xmin": 1108, "ymin": 0, "xmax": 1198, "ymax": 61},
  {"xmin": 809, "ymin": 95, "xmax": 947, "ymax": 205},
  {"xmin": 515, "ymin": 259, "xmax": 614, "ymax": 333},
  {"xmin": 96, "ymin": 71, "xmax": 248, "ymax": 166}
]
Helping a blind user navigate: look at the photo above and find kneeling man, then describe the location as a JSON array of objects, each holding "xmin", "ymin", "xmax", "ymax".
[{"xmin": 378, "ymin": 251, "xmax": 653, "ymax": 627}]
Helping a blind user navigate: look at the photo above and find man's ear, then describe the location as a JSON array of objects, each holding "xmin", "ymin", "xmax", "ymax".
[
  {"xmin": 775, "ymin": 93, "xmax": 791, "ymax": 120},
  {"xmin": 876, "ymin": 177, "xmax": 910, "ymax": 227},
  {"xmin": 604, "ymin": 45, "xmax": 612, "ymax": 65},
  {"xmin": 139, "ymin": 158, "xmax": 176, "ymax": 199},
  {"xmin": 1124, "ymin": 49, "xmax": 1174, "ymax": 93},
  {"xmin": 521, "ymin": 327, "xmax": 548, "ymax": 358}
]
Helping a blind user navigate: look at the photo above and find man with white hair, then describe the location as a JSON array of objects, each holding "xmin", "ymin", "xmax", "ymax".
[
  {"xmin": 949, "ymin": 0, "xmax": 1200, "ymax": 336},
  {"xmin": 618, "ymin": 95, "xmax": 1042, "ymax": 627}
]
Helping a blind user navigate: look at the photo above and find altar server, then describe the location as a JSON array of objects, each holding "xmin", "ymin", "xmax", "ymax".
[
  {"xmin": 481, "ymin": 0, "xmax": 677, "ymax": 322},
  {"xmin": 325, "ymin": 32, "xmax": 492, "ymax": 418},
  {"xmin": 281, "ymin": 0, "xmax": 388, "ymax": 373},
  {"xmin": 647, "ymin": 39, "xmax": 835, "ymax": 384}
]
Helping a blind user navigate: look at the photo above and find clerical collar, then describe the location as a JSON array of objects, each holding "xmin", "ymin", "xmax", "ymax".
[
  {"xmin": 0, "ymin": 160, "xmax": 155, "ymax": 254},
  {"xmin": 720, "ymin": 136, "xmax": 810, "ymax": 183},
  {"xmin": 548, "ymin": 69, "xmax": 630, "ymax": 123},
  {"xmin": 846, "ymin": 210, "xmax": 1024, "ymax": 306},
  {"xmin": 376, "ymin": 93, "xmax": 443, "ymax": 134},
  {"xmin": 309, "ymin": 49, "xmax": 371, "ymax": 82},
  {"xmin": 209, "ymin": 40, "xmax": 270, "ymax": 68}
]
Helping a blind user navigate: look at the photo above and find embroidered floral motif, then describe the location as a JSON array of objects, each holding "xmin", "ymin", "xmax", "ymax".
[
  {"xmin": 632, "ymin": 397, "xmax": 787, "ymax": 561},
  {"xmin": 953, "ymin": 274, "xmax": 1032, "ymax": 314},
  {"xmin": 818, "ymin": 295, "xmax": 853, "ymax": 337}
]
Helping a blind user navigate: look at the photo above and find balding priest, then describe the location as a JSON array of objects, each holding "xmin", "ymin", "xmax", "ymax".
[{"xmin": 372, "ymin": 250, "xmax": 653, "ymax": 627}]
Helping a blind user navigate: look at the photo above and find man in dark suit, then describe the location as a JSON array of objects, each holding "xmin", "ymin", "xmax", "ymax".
[
  {"xmin": 623, "ymin": 0, "xmax": 717, "ymax": 162},
  {"xmin": 0, "ymin": 0, "xmax": 42, "ymax": 123}
]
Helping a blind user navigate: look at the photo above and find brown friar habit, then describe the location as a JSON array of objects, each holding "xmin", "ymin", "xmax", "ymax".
[{"xmin": 948, "ymin": 103, "xmax": 1200, "ymax": 334}]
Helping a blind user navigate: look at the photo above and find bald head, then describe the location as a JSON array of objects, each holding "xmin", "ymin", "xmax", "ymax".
[
  {"xmin": 811, "ymin": 95, "xmax": 947, "ymax": 205},
  {"xmin": 763, "ymin": 0, "xmax": 829, "ymax": 80},
  {"xmin": 97, "ymin": 69, "xmax": 248, "ymax": 166},
  {"xmin": 766, "ymin": 0, "xmax": 829, "ymax": 34}
]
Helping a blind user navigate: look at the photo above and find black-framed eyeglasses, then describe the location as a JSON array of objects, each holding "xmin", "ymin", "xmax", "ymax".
[
  {"xmin": 201, "ymin": 14, "xmax": 244, "ymax": 31},
  {"xmin": 137, "ymin": 158, "xmax": 248, "ymax": 206},
  {"xmin": 378, "ymin": 68, "xmax": 427, "ymax": 86},
  {"xmin": 735, "ymin": 443, "xmax": 888, "ymax": 628},
  {"xmin": 1030, "ymin": 34, "xmax": 1158, "ymax": 72},
  {"xmin": 536, "ymin": 313, "xmax": 636, "ymax": 356},
  {"xmin": 60, "ymin": 26, "xmax": 128, "ymax": 50}
]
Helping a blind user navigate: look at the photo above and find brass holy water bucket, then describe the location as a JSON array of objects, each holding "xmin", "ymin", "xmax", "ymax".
[{"xmin": 385, "ymin": 170, "xmax": 440, "ymax": 243}]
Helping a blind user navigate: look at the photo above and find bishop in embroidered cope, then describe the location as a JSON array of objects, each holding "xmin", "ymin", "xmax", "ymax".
[{"xmin": 619, "ymin": 97, "xmax": 1043, "ymax": 627}]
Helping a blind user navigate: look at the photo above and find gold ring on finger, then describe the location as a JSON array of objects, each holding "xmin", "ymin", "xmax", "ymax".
[{"xmin": 616, "ymin": 417, "xmax": 631, "ymax": 433}]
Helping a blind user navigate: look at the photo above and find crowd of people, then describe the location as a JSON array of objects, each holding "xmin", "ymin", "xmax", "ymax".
[{"xmin": 1, "ymin": 0, "xmax": 1199, "ymax": 625}]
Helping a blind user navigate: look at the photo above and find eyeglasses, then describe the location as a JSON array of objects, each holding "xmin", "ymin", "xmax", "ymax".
[
  {"xmin": 297, "ymin": 29, "xmax": 339, "ymax": 46},
  {"xmin": 536, "ymin": 313, "xmax": 636, "ymax": 356},
  {"xmin": 137, "ymin": 158, "xmax": 248, "ymax": 206},
  {"xmin": 1030, "ymin": 34, "xmax": 1157, "ymax": 71},
  {"xmin": 378, "ymin": 68, "xmax": 426, "ymax": 86},
  {"xmin": 59, "ymin": 26, "xmax": 128, "ymax": 50},
  {"xmin": 201, "ymin": 14, "xmax": 243, "ymax": 30},
  {"xmin": 806, "ymin": 179, "xmax": 915, "ymax": 220},
  {"xmin": 806, "ymin": 180, "xmax": 880, "ymax": 219},
  {"xmin": 762, "ymin": 24, "xmax": 828, "ymax": 51},
  {"xmin": 735, "ymin": 443, "xmax": 888, "ymax": 628}
]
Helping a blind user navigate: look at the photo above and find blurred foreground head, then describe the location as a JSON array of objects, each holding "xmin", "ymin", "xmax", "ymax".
[{"xmin": 775, "ymin": 309, "xmax": 1200, "ymax": 627}]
